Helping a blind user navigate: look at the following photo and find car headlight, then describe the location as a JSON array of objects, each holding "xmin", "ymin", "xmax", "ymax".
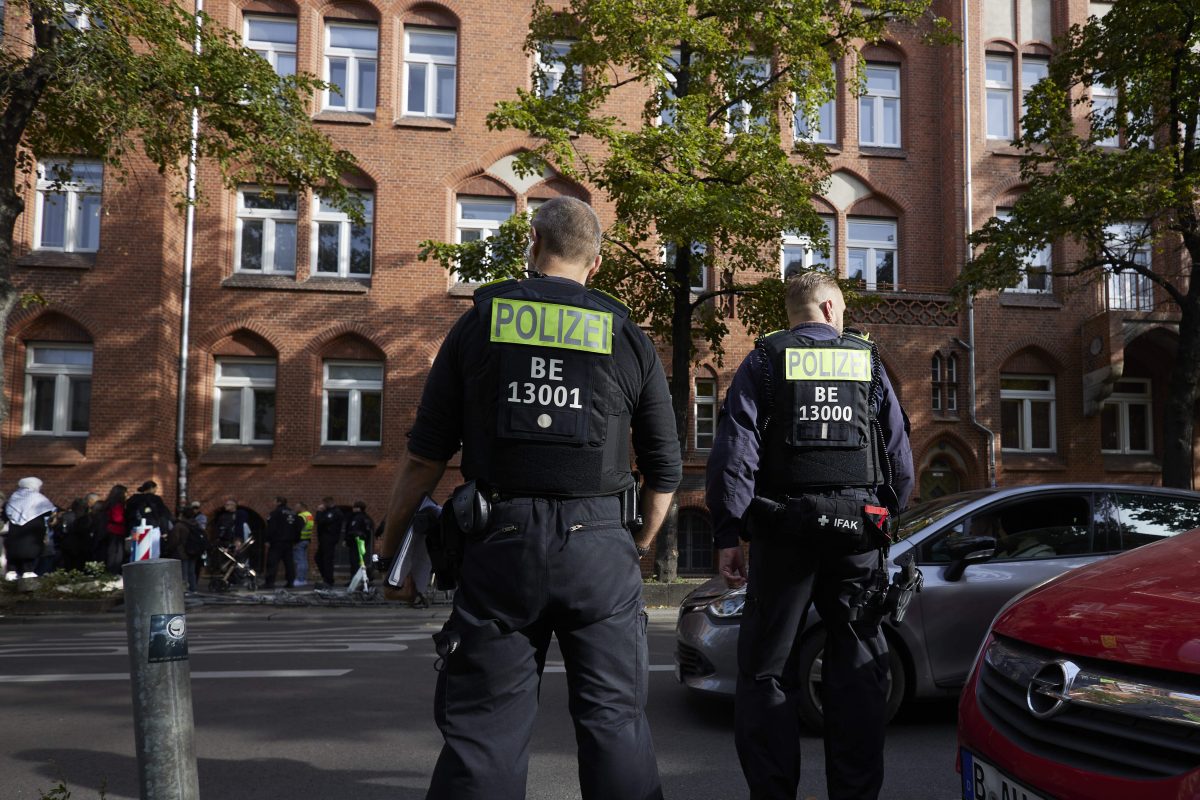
[{"xmin": 707, "ymin": 587, "xmax": 747, "ymax": 618}]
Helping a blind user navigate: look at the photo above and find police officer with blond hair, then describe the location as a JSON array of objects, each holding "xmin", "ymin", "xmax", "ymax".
[
  {"xmin": 381, "ymin": 195, "xmax": 680, "ymax": 800},
  {"xmin": 707, "ymin": 269, "xmax": 913, "ymax": 800}
]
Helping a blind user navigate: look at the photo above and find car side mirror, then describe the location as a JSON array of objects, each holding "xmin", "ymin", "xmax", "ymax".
[{"xmin": 943, "ymin": 535, "xmax": 996, "ymax": 582}]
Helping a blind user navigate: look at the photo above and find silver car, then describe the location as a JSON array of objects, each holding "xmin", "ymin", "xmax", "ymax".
[{"xmin": 675, "ymin": 483, "xmax": 1200, "ymax": 731}]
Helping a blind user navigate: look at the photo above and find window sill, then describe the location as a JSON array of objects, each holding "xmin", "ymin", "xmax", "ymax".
[
  {"xmin": 222, "ymin": 274, "xmax": 370, "ymax": 293},
  {"xmin": 985, "ymin": 141, "xmax": 1023, "ymax": 158},
  {"xmin": 17, "ymin": 251, "xmax": 96, "ymax": 270},
  {"xmin": 858, "ymin": 146, "xmax": 906, "ymax": 159},
  {"xmin": 999, "ymin": 291, "xmax": 1061, "ymax": 309},
  {"xmin": 394, "ymin": 116, "xmax": 454, "ymax": 130},
  {"xmin": 1102, "ymin": 454, "xmax": 1160, "ymax": 473},
  {"xmin": 794, "ymin": 142, "xmax": 840, "ymax": 155},
  {"xmin": 931, "ymin": 412, "xmax": 961, "ymax": 422},
  {"xmin": 310, "ymin": 446, "xmax": 382, "ymax": 466},
  {"xmin": 447, "ymin": 282, "xmax": 481, "ymax": 298},
  {"xmin": 5, "ymin": 435, "xmax": 87, "ymax": 465},
  {"xmin": 314, "ymin": 110, "xmax": 376, "ymax": 125},
  {"xmin": 1000, "ymin": 453, "xmax": 1066, "ymax": 471},
  {"xmin": 199, "ymin": 444, "xmax": 272, "ymax": 465}
]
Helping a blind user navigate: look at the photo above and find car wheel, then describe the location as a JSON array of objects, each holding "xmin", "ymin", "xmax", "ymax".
[{"xmin": 795, "ymin": 630, "xmax": 907, "ymax": 734}]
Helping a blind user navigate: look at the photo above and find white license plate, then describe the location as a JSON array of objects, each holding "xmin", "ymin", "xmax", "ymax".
[{"xmin": 961, "ymin": 750, "xmax": 1049, "ymax": 800}]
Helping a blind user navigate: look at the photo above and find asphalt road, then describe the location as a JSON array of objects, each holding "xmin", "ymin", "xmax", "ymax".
[{"xmin": 0, "ymin": 603, "xmax": 961, "ymax": 799}]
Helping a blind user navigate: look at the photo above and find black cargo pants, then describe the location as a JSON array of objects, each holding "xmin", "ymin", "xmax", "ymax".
[
  {"xmin": 426, "ymin": 494, "xmax": 662, "ymax": 800},
  {"xmin": 734, "ymin": 491, "xmax": 889, "ymax": 800}
]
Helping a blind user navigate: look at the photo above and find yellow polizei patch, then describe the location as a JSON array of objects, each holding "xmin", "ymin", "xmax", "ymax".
[
  {"xmin": 490, "ymin": 298, "xmax": 613, "ymax": 354},
  {"xmin": 784, "ymin": 348, "xmax": 870, "ymax": 381}
]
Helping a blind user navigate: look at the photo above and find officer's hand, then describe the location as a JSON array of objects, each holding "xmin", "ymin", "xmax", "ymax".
[{"xmin": 718, "ymin": 546, "xmax": 747, "ymax": 589}]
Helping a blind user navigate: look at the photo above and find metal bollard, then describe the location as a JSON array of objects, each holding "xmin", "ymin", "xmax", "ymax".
[{"xmin": 123, "ymin": 558, "xmax": 200, "ymax": 800}]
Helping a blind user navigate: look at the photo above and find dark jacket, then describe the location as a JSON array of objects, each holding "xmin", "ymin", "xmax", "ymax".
[
  {"xmin": 265, "ymin": 504, "xmax": 303, "ymax": 546},
  {"xmin": 316, "ymin": 507, "xmax": 346, "ymax": 541},
  {"xmin": 345, "ymin": 510, "xmax": 374, "ymax": 541},
  {"xmin": 124, "ymin": 492, "xmax": 174, "ymax": 535}
]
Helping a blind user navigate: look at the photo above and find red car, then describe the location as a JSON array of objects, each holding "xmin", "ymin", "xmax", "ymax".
[{"xmin": 958, "ymin": 526, "xmax": 1200, "ymax": 800}]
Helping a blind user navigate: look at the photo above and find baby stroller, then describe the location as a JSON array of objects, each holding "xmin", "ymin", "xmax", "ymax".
[{"xmin": 206, "ymin": 535, "xmax": 258, "ymax": 592}]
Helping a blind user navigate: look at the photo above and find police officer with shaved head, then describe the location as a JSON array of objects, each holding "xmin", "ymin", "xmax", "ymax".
[
  {"xmin": 707, "ymin": 270, "xmax": 913, "ymax": 800},
  {"xmin": 381, "ymin": 196, "xmax": 680, "ymax": 800}
]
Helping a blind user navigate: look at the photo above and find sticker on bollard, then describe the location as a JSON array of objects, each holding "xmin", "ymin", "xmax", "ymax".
[{"xmin": 148, "ymin": 614, "xmax": 189, "ymax": 663}]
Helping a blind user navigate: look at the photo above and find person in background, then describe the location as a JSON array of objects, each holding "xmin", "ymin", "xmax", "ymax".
[
  {"xmin": 175, "ymin": 503, "xmax": 207, "ymax": 592},
  {"xmin": 344, "ymin": 500, "xmax": 373, "ymax": 575},
  {"xmin": 59, "ymin": 495, "xmax": 97, "ymax": 572},
  {"xmin": 4, "ymin": 477, "xmax": 57, "ymax": 580},
  {"xmin": 190, "ymin": 500, "xmax": 208, "ymax": 533},
  {"xmin": 294, "ymin": 501, "xmax": 314, "ymax": 587},
  {"xmin": 96, "ymin": 485, "xmax": 128, "ymax": 574},
  {"xmin": 214, "ymin": 498, "xmax": 250, "ymax": 549},
  {"xmin": 314, "ymin": 497, "xmax": 345, "ymax": 589},
  {"xmin": 125, "ymin": 480, "xmax": 174, "ymax": 557},
  {"xmin": 263, "ymin": 496, "xmax": 303, "ymax": 590}
]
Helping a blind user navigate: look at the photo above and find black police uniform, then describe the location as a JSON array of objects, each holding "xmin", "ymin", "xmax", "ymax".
[
  {"xmin": 409, "ymin": 275, "xmax": 681, "ymax": 800},
  {"xmin": 315, "ymin": 506, "xmax": 346, "ymax": 586},
  {"xmin": 706, "ymin": 324, "xmax": 913, "ymax": 800},
  {"xmin": 264, "ymin": 503, "xmax": 302, "ymax": 588}
]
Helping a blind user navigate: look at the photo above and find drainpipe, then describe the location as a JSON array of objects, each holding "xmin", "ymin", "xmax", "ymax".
[
  {"xmin": 961, "ymin": 0, "xmax": 997, "ymax": 487},
  {"xmin": 175, "ymin": 0, "xmax": 203, "ymax": 511}
]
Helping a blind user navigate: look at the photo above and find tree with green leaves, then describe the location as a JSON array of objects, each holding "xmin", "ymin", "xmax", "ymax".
[
  {"xmin": 420, "ymin": 0, "xmax": 944, "ymax": 579},
  {"xmin": 961, "ymin": 1, "xmax": 1200, "ymax": 489},
  {"xmin": 0, "ymin": 0, "xmax": 359, "ymax": 460}
]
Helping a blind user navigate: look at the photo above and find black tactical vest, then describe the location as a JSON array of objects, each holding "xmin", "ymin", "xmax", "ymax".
[
  {"xmin": 758, "ymin": 329, "xmax": 884, "ymax": 497},
  {"xmin": 471, "ymin": 278, "xmax": 633, "ymax": 498}
]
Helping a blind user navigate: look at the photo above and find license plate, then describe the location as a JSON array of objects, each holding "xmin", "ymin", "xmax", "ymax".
[{"xmin": 961, "ymin": 749, "xmax": 1050, "ymax": 800}]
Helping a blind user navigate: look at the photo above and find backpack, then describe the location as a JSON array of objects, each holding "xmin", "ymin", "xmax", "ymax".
[{"xmin": 183, "ymin": 520, "xmax": 208, "ymax": 557}]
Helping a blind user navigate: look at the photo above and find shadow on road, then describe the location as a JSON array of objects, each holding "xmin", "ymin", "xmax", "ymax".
[{"xmin": 17, "ymin": 748, "xmax": 431, "ymax": 800}]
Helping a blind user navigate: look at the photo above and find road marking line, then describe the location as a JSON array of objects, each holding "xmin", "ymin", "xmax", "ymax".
[{"xmin": 0, "ymin": 669, "xmax": 351, "ymax": 683}]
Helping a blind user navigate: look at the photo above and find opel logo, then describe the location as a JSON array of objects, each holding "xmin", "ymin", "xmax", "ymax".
[{"xmin": 1026, "ymin": 660, "xmax": 1080, "ymax": 720}]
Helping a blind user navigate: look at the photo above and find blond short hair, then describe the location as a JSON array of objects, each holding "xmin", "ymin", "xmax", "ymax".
[{"xmin": 785, "ymin": 270, "xmax": 842, "ymax": 321}]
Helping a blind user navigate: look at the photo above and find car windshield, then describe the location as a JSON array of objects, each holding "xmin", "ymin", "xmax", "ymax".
[{"xmin": 894, "ymin": 490, "xmax": 993, "ymax": 542}]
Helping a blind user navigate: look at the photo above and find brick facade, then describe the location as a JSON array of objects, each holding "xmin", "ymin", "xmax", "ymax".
[{"xmin": 5, "ymin": 0, "xmax": 1196, "ymax": 576}]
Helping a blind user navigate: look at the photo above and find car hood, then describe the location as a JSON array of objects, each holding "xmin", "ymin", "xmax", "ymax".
[{"xmin": 993, "ymin": 528, "xmax": 1200, "ymax": 674}]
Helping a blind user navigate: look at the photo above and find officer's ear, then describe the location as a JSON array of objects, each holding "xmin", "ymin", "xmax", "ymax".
[{"xmin": 586, "ymin": 254, "xmax": 602, "ymax": 284}]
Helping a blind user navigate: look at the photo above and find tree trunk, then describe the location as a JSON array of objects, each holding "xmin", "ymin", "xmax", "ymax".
[
  {"xmin": 654, "ymin": 245, "xmax": 695, "ymax": 583},
  {"xmin": 1161, "ymin": 299, "xmax": 1200, "ymax": 488}
]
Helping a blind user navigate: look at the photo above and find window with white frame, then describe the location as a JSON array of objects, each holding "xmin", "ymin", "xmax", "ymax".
[
  {"xmin": 535, "ymin": 39, "xmax": 578, "ymax": 98},
  {"xmin": 312, "ymin": 192, "xmax": 373, "ymax": 277},
  {"xmin": 213, "ymin": 358, "xmax": 276, "ymax": 444},
  {"xmin": 455, "ymin": 196, "xmax": 515, "ymax": 283},
  {"xmin": 985, "ymin": 54, "xmax": 1013, "ymax": 139},
  {"xmin": 781, "ymin": 216, "xmax": 835, "ymax": 277},
  {"xmin": 404, "ymin": 27, "xmax": 456, "ymax": 118},
  {"xmin": 847, "ymin": 217, "xmax": 896, "ymax": 290},
  {"xmin": 794, "ymin": 73, "xmax": 837, "ymax": 144},
  {"xmin": 324, "ymin": 21, "xmax": 377, "ymax": 112},
  {"xmin": 932, "ymin": 353, "xmax": 959, "ymax": 412},
  {"xmin": 859, "ymin": 63, "xmax": 900, "ymax": 147},
  {"xmin": 1100, "ymin": 378, "xmax": 1152, "ymax": 454},
  {"xmin": 1000, "ymin": 374, "xmax": 1056, "ymax": 453},
  {"xmin": 1104, "ymin": 221, "xmax": 1153, "ymax": 310},
  {"xmin": 694, "ymin": 376, "xmax": 716, "ymax": 450},
  {"xmin": 997, "ymin": 209, "xmax": 1050, "ymax": 292},
  {"xmin": 1020, "ymin": 56, "xmax": 1048, "ymax": 122},
  {"xmin": 35, "ymin": 159, "xmax": 102, "ymax": 253},
  {"xmin": 1091, "ymin": 82, "xmax": 1119, "ymax": 147},
  {"xmin": 24, "ymin": 344, "xmax": 92, "ymax": 436},
  {"xmin": 244, "ymin": 15, "xmax": 297, "ymax": 77},
  {"xmin": 323, "ymin": 361, "xmax": 382, "ymax": 446},
  {"xmin": 663, "ymin": 241, "xmax": 709, "ymax": 292},
  {"xmin": 727, "ymin": 57, "xmax": 771, "ymax": 134},
  {"xmin": 236, "ymin": 188, "xmax": 297, "ymax": 274}
]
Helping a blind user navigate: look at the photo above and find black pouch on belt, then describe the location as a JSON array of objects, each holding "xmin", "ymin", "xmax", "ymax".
[{"xmin": 792, "ymin": 494, "xmax": 871, "ymax": 554}]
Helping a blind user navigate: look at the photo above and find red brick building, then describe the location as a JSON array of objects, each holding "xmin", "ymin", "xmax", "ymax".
[{"xmin": 4, "ymin": 0, "xmax": 1195, "ymax": 575}]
